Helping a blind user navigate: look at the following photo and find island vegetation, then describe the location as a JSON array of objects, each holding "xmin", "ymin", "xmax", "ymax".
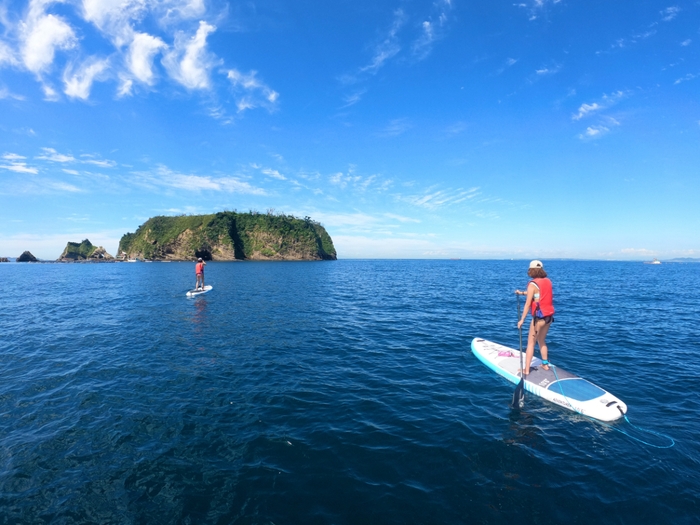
[
  {"xmin": 118, "ymin": 211, "xmax": 337, "ymax": 261},
  {"xmin": 58, "ymin": 239, "xmax": 114, "ymax": 261}
]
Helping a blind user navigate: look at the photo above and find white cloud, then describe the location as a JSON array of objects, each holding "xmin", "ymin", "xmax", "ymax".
[
  {"xmin": 572, "ymin": 91, "xmax": 627, "ymax": 120},
  {"xmin": 411, "ymin": 0, "xmax": 453, "ymax": 60},
  {"xmin": 341, "ymin": 89, "xmax": 366, "ymax": 108},
  {"xmin": 577, "ymin": 117, "xmax": 620, "ymax": 140},
  {"xmin": 397, "ymin": 187, "xmax": 480, "ymax": 210},
  {"xmin": 162, "ymin": 20, "xmax": 217, "ymax": 90},
  {"xmin": 580, "ymin": 126, "xmax": 607, "ymax": 138},
  {"xmin": 381, "ymin": 118, "xmax": 412, "ymax": 137},
  {"xmin": 80, "ymin": 0, "xmax": 145, "ymax": 47},
  {"xmin": 135, "ymin": 165, "xmax": 267, "ymax": 195},
  {"xmin": 573, "ymin": 102, "xmax": 601, "ymax": 120},
  {"xmin": 262, "ymin": 168, "xmax": 286, "ymax": 180},
  {"xmin": 0, "ymin": 40, "xmax": 19, "ymax": 66},
  {"xmin": 0, "ymin": 162, "xmax": 39, "ymax": 174},
  {"xmin": 20, "ymin": 0, "xmax": 77, "ymax": 74},
  {"xmin": 2, "ymin": 153, "xmax": 26, "ymax": 160},
  {"xmin": 64, "ymin": 57, "xmax": 110, "ymax": 99},
  {"xmin": 82, "ymin": 158, "xmax": 117, "ymax": 168},
  {"xmin": 37, "ymin": 147, "xmax": 76, "ymax": 162},
  {"xmin": 359, "ymin": 9, "xmax": 406, "ymax": 74},
  {"xmin": 674, "ymin": 73, "xmax": 698, "ymax": 85},
  {"xmin": 680, "ymin": 39, "xmax": 691, "ymax": 46},
  {"xmin": 520, "ymin": 0, "xmax": 562, "ymax": 21},
  {"xmin": 661, "ymin": 6, "xmax": 680, "ymax": 21},
  {"xmin": 535, "ymin": 64, "xmax": 561, "ymax": 75},
  {"xmin": 385, "ymin": 213, "xmax": 420, "ymax": 223},
  {"xmin": 0, "ymin": 86, "xmax": 25, "ymax": 100},
  {"xmin": 49, "ymin": 181, "xmax": 82, "ymax": 192},
  {"xmin": 62, "ymin": 168, "xmax": 80, "ymax": 175},
  {"xmin": 226, "ymin": 69, "xmax": 279, "ymax": 112},
  {"xmin": 126, "ymin": 32, "xmax": 167, "ymax": 86}
]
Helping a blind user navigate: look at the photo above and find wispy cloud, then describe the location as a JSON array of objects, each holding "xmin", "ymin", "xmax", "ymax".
[
  {"xmin": 397, "ymin": 187, "xmax": 480, "ymax": 210},
  {"xmin": 262, "ymin": 168, "xmax": 286, "ymax": 180},
  {"xmin": 680, "ymin": 39, "xmax": 691, "ymax": 47},
  {"xmin": 385, "ymin": 213, "xmax": 420, "ymax": 223},
  {"xmin": 226, "ymin": 69, "xmax": 279, "ymax": 113},
  {"xmin": 133, "ymin": 165, "xmax": 267, "ymax": 195},
  {"xmin": 518, "ymin": 0, "xmax": 563, "ymax": 21},
  {"xmin": 572, "ymin": 91, "xmax": 627, "ymax": 120},
  {"xmin": 37, "ymin": 147, "xmax": 76, "ymax": 163},
  {"xmin": 380, "ymin": 118, "xmax": 412, "ymax": 137},
  {"xmin": 674, "ymin": 73, "xmax": 698, "ymax": 85},
  {"xmin": 660, "ymin": 6, "xmax": 680, "ymax": 22},
  {"xmin": 63, "ymin": 56, "xmax": 110, "ymax": 99},
  {"xmin": 359, "ymin": 9, "xmax": 406, "ymax": 75},
  {"xmin": 577, "ymin": 117, "xmax": 620, "ymax": 140},
  {"xmin": 2, "ymin": 153, "xmax": 26, "ymax": 161},
  {"xmin": 0, "ymin": 162, "xmax": 39, "ymax": 174},
  {"xmin": 0, "ymin": 40, "xmax": 19, "ymax": 67},
  {"xmin": 496, "ymin": 57, "xmax": 518, "ymax": 75},
  {"xmin": 341, "ymin": 89, "xmax": 366, "ymax": 108},
  {"xmin": 411, "ymin": 0, "xmax": 453, "ymax": 61},
  {"xmin": 328, "ymin": 168, "xmax": 391, "ymax": 193},
  {"xmin": 535, "ymin": 63, "xmax": 561, "ymax": 76}
]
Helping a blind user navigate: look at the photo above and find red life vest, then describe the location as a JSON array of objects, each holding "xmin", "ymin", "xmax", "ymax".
[
  {"xmin": 195, "ymin": 262, "xmax": 204, "ymax": 275},
  {"xmin": 530, "ymin": 277, "xmax": 554, "ymax": 317}
]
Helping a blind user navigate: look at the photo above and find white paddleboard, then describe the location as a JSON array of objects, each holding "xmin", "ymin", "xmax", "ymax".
[
  {"xmin": 186, "ymin": 285, "xmax": 212, "ymax": 297},
  {"xmin": 471, "ymin": 338, "xmax": 627, "ymax": 422}
]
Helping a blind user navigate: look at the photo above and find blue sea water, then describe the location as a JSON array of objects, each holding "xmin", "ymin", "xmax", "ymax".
[{"xmin": 1, "ymin": 259, "xmax": 699, "ymax": 524}]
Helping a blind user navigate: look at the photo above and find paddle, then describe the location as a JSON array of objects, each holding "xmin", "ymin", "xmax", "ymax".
[{"xmin": 512, "ymin": 293, "xmax": 525, "ymax": 409}]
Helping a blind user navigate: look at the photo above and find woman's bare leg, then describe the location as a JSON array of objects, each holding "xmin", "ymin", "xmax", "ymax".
[
  {"xmin": 535, "ymin": 320, "xmax": 551, "ymax": 369},
  {"xmin": 523, "ymin": 319, "xmax": 537, "ymax": 375}
]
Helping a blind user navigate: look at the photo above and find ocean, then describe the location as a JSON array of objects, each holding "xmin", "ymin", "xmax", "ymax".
[{"xmin": 1, "ymin": 260, "xmax": 698, "ymax": 524}]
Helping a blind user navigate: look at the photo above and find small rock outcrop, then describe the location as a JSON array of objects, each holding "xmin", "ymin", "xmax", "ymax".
[
  {"xmin": 0, "ymin": 257, "xmax": 8, "ymax": 262},
  {"xmin": 58, "ymin": 239, "xmax": 114, "ymax": 261},
  {"xmin": 17, "ymin": 251, "xmax": 37, "ymax": 262}
]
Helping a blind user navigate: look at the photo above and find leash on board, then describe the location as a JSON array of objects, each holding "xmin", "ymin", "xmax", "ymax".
[{"xmin": 549, "ymin": 364, "xmax": 675, "ymax": 449}]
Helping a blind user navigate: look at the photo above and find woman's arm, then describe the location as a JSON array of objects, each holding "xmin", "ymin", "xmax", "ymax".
[{"xmin": 517, "ymin": 283, "xmax": 537, "ymax": 328}]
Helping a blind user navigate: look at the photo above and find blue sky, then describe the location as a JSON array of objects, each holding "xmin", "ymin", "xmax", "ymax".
[{"xmin": 0, "ymin": 0, "xmax": 698, "ymax": 260}]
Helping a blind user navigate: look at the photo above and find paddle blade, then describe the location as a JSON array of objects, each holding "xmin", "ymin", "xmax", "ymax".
[{"xmin": 512, "ymin": 378, "xmax": 525, "ymax": 409}]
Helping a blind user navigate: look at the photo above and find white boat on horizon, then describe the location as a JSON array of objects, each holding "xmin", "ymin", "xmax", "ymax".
[{"xmin": 644, "ymin": 258, "xmax": 661, "ymax": 265}]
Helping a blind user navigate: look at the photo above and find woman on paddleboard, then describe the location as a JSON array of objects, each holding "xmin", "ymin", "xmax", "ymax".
[
  {"xmin": 515, "ymin": 260, "xmax": 554, "ymax": 377},
  {"xmin": 195, "ymin": 257, "xmax": 206, "ymax": 291}
]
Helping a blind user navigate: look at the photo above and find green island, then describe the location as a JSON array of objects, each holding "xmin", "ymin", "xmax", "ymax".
[
  {"xmin": 58, "ymin": 240, "xmax": 113, "ymax": 261},
  {"xmin": 118, "ymin": 211, "xmax": 337, "ymax": 261}
]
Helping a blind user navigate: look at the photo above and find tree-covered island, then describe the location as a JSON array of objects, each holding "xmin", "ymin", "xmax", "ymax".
[{"xmin": 118, "ymin": 211, "xmax": 337, "ymax": 261}]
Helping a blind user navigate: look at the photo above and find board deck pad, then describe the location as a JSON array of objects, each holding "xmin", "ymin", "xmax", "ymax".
[{"xmin": 471, "ymin": 338, "xmax": 627, "ymax": 421}]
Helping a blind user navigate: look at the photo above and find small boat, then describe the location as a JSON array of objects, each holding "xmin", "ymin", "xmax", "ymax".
[
  {"xmin": 644, "ymin": 258, "xmax": 661, "ymax": 265},
  {"xmin": 127, "ymin": 259, "xmax": 138, "ymax": 263}
]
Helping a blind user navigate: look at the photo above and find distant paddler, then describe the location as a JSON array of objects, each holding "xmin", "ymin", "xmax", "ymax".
[
  {"xmin": 515, "ymin": 260, "xmax": 555, "ymax": 378},
  {"xmin": 195, "ymin": 257, "xmax": 206, "ymax": 291}
]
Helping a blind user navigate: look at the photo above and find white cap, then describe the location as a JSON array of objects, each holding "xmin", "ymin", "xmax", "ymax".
[{"xmin": 529, "ymin": 260, "xmax": 543, "ymax": 269}]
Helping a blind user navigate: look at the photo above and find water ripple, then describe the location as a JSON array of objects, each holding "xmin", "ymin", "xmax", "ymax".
[{"xmin": 0, "ymin": 260, "xmax": 699, "ymax": 523}]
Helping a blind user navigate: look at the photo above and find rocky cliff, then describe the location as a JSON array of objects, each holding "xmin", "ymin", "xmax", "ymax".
[
  {"xmin": 118, "ymin": 212, "xmax": 337, "ymax": 261},
  {"xmin": 58, "ymin": 239, "xmax": 114, "ymax": 261},
  {"xmin": 17, "ymin": 251, "xmax": 37, "ymax": 262}
]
